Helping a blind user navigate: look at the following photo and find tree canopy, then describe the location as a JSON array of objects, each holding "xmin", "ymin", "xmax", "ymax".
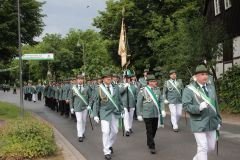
[
  {"xmin": 93, "ymin": 0, "xmax": 224, "ymax": 81},
  {"xmin": 0, "ymin": 0, "xmax": 45, "ymax": 63}
]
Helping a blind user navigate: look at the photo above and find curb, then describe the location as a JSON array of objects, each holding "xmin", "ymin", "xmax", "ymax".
[{"xmin": 54, "ymin": 127, "xmax": 86, "ymax": 160}]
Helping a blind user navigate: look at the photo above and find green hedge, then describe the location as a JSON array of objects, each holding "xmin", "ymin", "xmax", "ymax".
[
  {"xmin": 219, "ymin": 65, "xmax": 240, "ymax": 113},
  {"xmin": 0, "ymin": 115, "xmax": 58, "ymax": 159}
]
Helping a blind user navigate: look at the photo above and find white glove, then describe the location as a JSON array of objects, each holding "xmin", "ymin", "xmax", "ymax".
[
  {"xmin": 137, "ymin": 116, "xmax": 143, "ymax": 121},
  {"xmin": 217, "ymin": 124, "xmax": 221, "ymax": 130},
  {"xmin": 94, "ymin": 117, "xmax": 100, "ymax": 123},
  {"xmin": 70, "ymin": 108, "xmax": 74, "ymax": 114},
  {"xmin": 124, "ymin": 83, "xmax": 129, "ymax": 88},
  {"xmin": 87, "ymin": 105, "xmax": 91, "ymax": 110},
  {"xmin": 121, "ymin": 113, "xmax": 125, "ymax": 118},
  {"xmin": 164, "ymin": 99, "xmax": 169, "ymax": 104},
  {"xmin": 161, "ymin": 110, "xmax": 166, "ymax": 118},
  {"xmin": 199, "ymin": 102, "xmax": 208, "ymax": 111}
]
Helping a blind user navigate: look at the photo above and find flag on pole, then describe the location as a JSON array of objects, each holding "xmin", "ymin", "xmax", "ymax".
[{"xmin": 118, "ymin": 19, "xmax": 127, "ymax": 67}]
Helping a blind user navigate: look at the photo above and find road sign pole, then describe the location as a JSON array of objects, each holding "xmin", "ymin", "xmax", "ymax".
[{"xmin": 18, "ymin": 0, "xmax": 24, "ymax": 117}]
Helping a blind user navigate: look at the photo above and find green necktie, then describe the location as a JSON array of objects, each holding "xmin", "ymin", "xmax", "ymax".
[{"xmin": 202, "ymin": 86, "xmax": 209, "ymax": 97}]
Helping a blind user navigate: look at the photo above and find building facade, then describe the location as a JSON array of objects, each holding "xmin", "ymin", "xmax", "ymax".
[{"xmin": 204, "ymin": 0, "xmax": 240, "ymax": 78}]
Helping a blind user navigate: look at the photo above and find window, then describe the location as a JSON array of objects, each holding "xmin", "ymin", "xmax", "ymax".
[
  {"xmin": 214, "ymin": 0, "xmax": 221, "ymax": 16},
  {"xmin": 224, "ymin": 0, "xmax": 232, "ymax": 10}
]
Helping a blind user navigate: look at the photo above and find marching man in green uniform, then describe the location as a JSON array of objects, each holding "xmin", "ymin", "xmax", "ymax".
[
  {"xmin": 182, "ymin": 65, "xmax": 222, "ymax": 160},
  {"xmin": 93, "ymin": 71, "xmax": 123, "ymax": 160},
  {"xmin": 163, "ymin": 70, "xmax": 184, "ymax": 132},
  {"xmin": 69, "ymin": 75, "xmax": 92, "ymax": 142},
  {"xmin": 111, "ymin": 74, "xmax": 120, "ymax": 85},
  {"xmin": 139, "ymin": 69, "xmax": 149, "ymax": 88},
  {"xmin": 62, "ymin": 80, "xmax": 71, "ymax": 117},
  {"xmin": 137, "ymin": 74, "xmax": 166, "ymax": 154},
  {"xmin": 119, "ymin": 69, "xmax": 137, "ymax": 136}
]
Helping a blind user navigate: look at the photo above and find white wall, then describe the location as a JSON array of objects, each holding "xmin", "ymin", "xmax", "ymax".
[
  {"xmin": 216, "ymin": 62, "xmax": 223, "ymax": 78},
  {"xmin": 233, "ymin": 36, "xmax": 240, "ymax": 64}
]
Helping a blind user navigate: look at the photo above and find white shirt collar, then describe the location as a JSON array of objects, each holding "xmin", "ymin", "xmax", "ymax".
[{"xmin": 197, "ymin": 81, "xmax": 207, "ymax": 88}]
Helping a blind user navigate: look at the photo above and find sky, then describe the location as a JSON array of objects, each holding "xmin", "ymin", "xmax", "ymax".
[{"xmin": 36, "ymin": 0, "xmax": 107, "ymax": 41}]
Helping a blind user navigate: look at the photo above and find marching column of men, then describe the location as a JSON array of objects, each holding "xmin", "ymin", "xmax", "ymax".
[{"xmin": 22, "ymin": 64, "xmax": 221, "ymax": 160}]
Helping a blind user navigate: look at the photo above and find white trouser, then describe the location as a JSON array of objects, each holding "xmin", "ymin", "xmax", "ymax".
[
  {"xmin": 32, "ymin": 94, "xmax": 37, "ymax": 101},
  {"xmin": 101, "ymin": 114, "xmax": 119, "ymax": 155},
  {"xmin": 193, "ymin": 131, "xmax": 216, "ymax": 160},
  {"xmin": 124, "ymin": 108, "xmax": 135, "ymax": 132},
  {"xmin": 169, "ymin": 104, "xmax": 182, "ymax": 129},
  {"xmin": 75, "ymin": 109, "xmax": 88, "ymax": 137}
]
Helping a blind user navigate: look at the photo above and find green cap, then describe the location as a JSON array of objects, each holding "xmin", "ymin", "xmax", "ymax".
[
  {"xmin": 153, "ymin": 66, "xmax": 161, "ymax": 72},
  {"xmin": 147, "ymin": 74, "xmax": 156, "ymax": 81},
  {"xmin": 97, "ymin": 75, "xmax": 102, "ymax": 79},
  {"xmin": 69, "ymin": 77, "xmax": 76, "ymax": 80},
  {"xmin": 169, "ymin": 69, "xmax": 176, "ymax": 75},
  {"xmin": 112, "ymin": 74, "xmax": 119, "ymax": 78},
  {"xmin": 123, "ymin": 69, "xmax": 134, "ymax": 77},
  {"xmin": 76, "ymin": 74, "xmax": 84, "ymax": 79},
  {"xmin": 155, "ymin": 72, "xmax": 162, "ymax": 77},
  {"xmin": 101, "ymin": 70, "xmax": 112, "ymax": 78},
  {"xmin": 195, "ymin": 65, "xmax": 208, "ymax": 74},
  {"xmin": 144, "ymin": 69, "xmax": 149, "ymax": 72}
]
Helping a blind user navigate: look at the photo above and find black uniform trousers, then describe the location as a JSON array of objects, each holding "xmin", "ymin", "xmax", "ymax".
[
  {"xmin": 144, "ymin": 118, "xmax": 158, "ymax": 149},
  {"xmin": 38, "ymin": 92, "xmax": 42, "ymax": 101}
]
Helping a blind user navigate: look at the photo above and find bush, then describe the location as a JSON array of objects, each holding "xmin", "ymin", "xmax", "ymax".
[
  {"xmin": 219, "ymin": 65, "xmax": 240, "ymax": 113},
  {"xmin": 0, "ymin": 115, "xmax": 58, "ymax": 160}
]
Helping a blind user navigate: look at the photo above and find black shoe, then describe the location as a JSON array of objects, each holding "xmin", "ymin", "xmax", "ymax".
[
  {"xmin": 173, "ymin": 129, "xmax": 179, "ymax": 132},
  {"xmin": 125, "ymin": 131, "xmax": 130, "ymax": 137},
  {"xmin": 104, "ymin": 154, "xmax": 111, "ymax": 160},
  {"xmin": 130, "ymin": 129, "xmax": 133, "ymax": 134},
  {"xmin": 150, "ymin": 148, "xmax": 156, "ymax": 154},
  {"xmin": 79, "ymin": 137, "xmax": 84, "ymax": 142},
  {"xmin": 109, "ymin": 147, "xmax": 113, "ymax": 154}
]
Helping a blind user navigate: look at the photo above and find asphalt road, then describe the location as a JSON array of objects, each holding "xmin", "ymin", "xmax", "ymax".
[{"xmin": 1, "ymin": 90, "xmax": 240, "ymax": 160}]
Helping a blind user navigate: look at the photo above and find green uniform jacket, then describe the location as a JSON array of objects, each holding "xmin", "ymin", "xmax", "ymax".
[
  {"xmin": 32, "ymin": 86, "xmax": 37, "ymax": 94},
  {"xmin": 137, "ymin": 86, "xmax": 163, "ymax": 118},
  {"xmin": 27, "ymin": 86, "xmax": 35, "ymax": 94},
  {"xmin": 58, "ymin": 86, "xmax": 63, "ymax": 101},
  {"xmin": 93, "ymin": 84, "xmax": 123, "ymax": 121},
  {"xmin": 36, "ymin": 85, "xmax": 42, "ymax": 93},
  {"xmin": 131, "ymin": 81, "xmax": 141, "ymax": 95},
  {"xmin": 138, "ymin": 77, "xmax": 147, "ymax": 88},
  {"xmin": 69, "ymin": 84, "xmax": 92, "ymax": 112},
  {"xmin": 88, "ymin": 84, "xmax": 97, "ymax": 108},
  {"xmin": 43, "ymin": 86, "xmax": 48, "ymax": 97},
  {"xmin": 163, "ymin": 79, "xmax": 183, "ymax": 104},
  {"xmin": 49, "ymin": 86, "xmax": 55, "ymax": 98},
  {"xmin": 182, "ymin": 81, "xmax": 222, "ymax": 132},
  {"xmin": 54, "ymin": 86, "xmax": 59, "ymax": 100},
  {"xmin": 119, "ymin": 83, "xmax": 137, "ymax": 109},
  {"xmin": 62, "ymin": 84, "xmax": 70, "ymax": 100},
  {"xmin": 23, "ymin": 86, "xmax": 27, "ymax": 94},
  {"xmin": 46, "ymin": 86, "xmax": 52, "ymax": 98}
]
